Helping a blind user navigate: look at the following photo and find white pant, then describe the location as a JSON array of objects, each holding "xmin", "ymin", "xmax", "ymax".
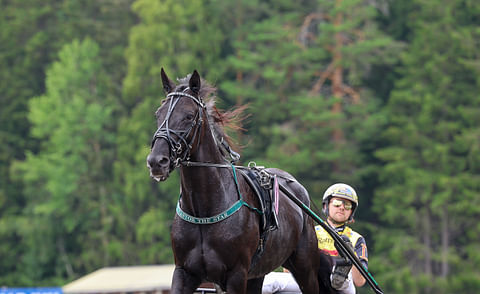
[
  {"xmin": 262, "ymin": 272, "xmax": 301, "ymax": 294},
  {"xmin": 261, "ymin": 271, "xmax": 355, "ymax": 294}
]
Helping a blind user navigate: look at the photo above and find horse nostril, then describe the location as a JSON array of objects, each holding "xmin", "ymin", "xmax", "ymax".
[
  {"xmin": 147, "ymin": 154, "xmax": 170, "ymax": 168},
  {"xmin": 159, "ymin": 157, "xmax": 169, "ymax": 166}
]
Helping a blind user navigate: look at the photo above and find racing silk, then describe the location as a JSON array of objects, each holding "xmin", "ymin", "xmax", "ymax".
[{"xmin": 315, "ymin": 224, "xmax": 368, "ymax": 269}]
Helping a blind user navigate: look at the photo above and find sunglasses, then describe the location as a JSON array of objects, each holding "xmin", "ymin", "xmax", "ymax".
[{"xmin": 331, "ymin": 199, "xmax": 353, "ymax": 210}]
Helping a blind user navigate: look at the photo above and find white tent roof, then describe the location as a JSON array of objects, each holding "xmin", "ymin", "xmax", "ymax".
[{"xmin": 62, "ymin": 265, "xmax": 175, "ymax": 294}]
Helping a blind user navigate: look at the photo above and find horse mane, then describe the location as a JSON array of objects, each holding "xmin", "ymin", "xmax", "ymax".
[{"xmin": 176, "ymin": 75, "xmax": 247, "ymax": 154}]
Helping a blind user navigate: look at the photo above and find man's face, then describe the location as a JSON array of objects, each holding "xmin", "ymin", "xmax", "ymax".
[{"xmin": 327, "ymin": 197, "xmax": 353, "ymax": 224}]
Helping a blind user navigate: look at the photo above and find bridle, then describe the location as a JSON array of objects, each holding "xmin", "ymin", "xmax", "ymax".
[
  {"xmin": 148, "ymin": 86, "xmax": 272, "ymax": 226},
  {"xmin": 150, "ymin": 89, "xmax": 205, "ymax": 169}
]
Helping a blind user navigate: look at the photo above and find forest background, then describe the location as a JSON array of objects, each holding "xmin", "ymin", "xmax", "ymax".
[{"xmin": 1, "ymin": 0, "xmax": 480, "ymax": 293}]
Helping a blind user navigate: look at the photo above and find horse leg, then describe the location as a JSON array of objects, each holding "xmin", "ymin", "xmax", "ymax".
[
  {"xmin": 288, "ymin": 268, "xmax": 318, "ymax": 294},
  {"xmin": 285, "ymin": 250, "xmax": 336, "ymax": 294},
  {"xmin": 283, "ymin": 226, "xmax": 321, "ymax": 294},
  {"xmin": 317, "ymin": 252, "xmax": 337, "ymax": 293},
  {"xmin": 170, "ymin": 267, "xmax": 201, "ymax": 294},
  {"xmin": 283, "ymin": 259, "xmax": 320, "ymax": 294},
  {"xmin": 246, "ymin": 277, "xmax": 264, "ymax": 294},
  {"xmin": 225, "ymin": 268, "xmax": 248, "ymax": 294}
]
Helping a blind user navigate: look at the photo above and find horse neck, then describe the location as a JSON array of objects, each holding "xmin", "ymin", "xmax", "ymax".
[{"xmin": 179, "ymin": 121, "xmax": 237, "ymax": 215}]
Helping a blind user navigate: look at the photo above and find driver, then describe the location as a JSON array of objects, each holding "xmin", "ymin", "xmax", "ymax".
[
  {"xmin": 262, "ymin": 183, "xmax": 368, "ymax": 294},
  {"xmin": 316, "ymin": 183, "xmax": 368, "ymax": 294}
]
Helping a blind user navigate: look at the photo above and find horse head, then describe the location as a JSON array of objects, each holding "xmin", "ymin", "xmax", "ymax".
[{"xmin": 147, "ymin": 68, "xmax": 206, "ymax": 181}]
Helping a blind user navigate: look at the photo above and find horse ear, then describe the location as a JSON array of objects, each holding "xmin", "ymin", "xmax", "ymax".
[
  {"xmin": 161, "ymin": 68, "xmax": 176, "ymax": 94},
  {"xmin": 189, "ymin": 70, "xmax": 201, "ymax": 95}
]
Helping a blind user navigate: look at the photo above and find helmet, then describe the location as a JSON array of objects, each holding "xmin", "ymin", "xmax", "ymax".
[{"xmin": 322, "ymin": 183, "xmax": 358, "ymax": 222}]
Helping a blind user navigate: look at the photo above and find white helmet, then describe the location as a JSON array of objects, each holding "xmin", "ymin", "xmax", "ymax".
[{"xmin": 322, "ymin": 183, "xmax": 358, "ymax": 222}]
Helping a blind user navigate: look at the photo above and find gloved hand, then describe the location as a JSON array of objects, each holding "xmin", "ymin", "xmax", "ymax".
[
  {"xmin": 331, "ymin": 236, "xmax": 354, "ymax": 290},
  {"xmin": 333, "ymin": 256, "xmax": 352, "ymax": 267},
  {"xmin": 334, "ymin": 234, "xmax": 354, "ymax": 259}
]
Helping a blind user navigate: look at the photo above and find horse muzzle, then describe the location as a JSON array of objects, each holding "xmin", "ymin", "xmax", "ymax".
[{"xmin": 146, "ymin": 152, "xmax": 172, "ymax": 182}]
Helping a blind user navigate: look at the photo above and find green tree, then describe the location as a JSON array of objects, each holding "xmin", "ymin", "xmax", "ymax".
[
  {"xmin": 0, "ymin": 0, "xmax": 135, "ymax": 284},
  {"xmin": 224, "ymin": 0, "xmax": 400, "ymax": 203},
  {"xmin": 12, "ymin": 39, "xmax": 116, "ymax": 285},
  {"xmin": 0, "ymin": 2, "xmax": 61, "ymax": 282},
  {"xmin": 373, "ymin": 1, "xmax": 480, "ymax": 293}
]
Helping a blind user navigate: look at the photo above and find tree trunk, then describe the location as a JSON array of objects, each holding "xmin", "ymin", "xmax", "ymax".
[
  {"xmin": 423, "ymin": 208, "xmax": 432, "ymax": 276},
  {"xmin": 331, "ymin": 0, "xmax": 344, "ymax": 173},
  {"xmin": 332, "ymin": 0, "xmax": 344, "ymax": 146},
  {"xmin": 441, "ymin": 205, "xmax": 449, "ymax": 277}
]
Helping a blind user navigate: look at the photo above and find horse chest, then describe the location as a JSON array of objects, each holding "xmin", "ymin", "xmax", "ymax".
[
  {"xmin": 172, "ymin": 216, "xmax": 257, "ymax": 256},
  {"xmin": 171, "ymin": 221, "xmax": 251, "ymax": 281}
]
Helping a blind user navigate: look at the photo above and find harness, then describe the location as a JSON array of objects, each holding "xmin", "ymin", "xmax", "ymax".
[
  {"xmin": 151, "ymin": 90, "xmax": 264, "ymax": 222},
  {"xmin": 177, "ymin": 161, "xmax": 281, "ymax": 272},
  {"xmin": 150, "ymin": 90, "xmax": 281, "ymax": 272},
  {"xmin": 151, "ymin": 90, "xmax": 205, "ymax": 169},
  {"xmin": 175, "ymin": 163, "xmax": 264, "ymax": 225},
  {"xmin": 150, "ymin": 90, "xmax": 274, "ymax": 222}
]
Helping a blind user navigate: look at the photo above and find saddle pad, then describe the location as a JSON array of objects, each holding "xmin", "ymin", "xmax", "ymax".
[{"xmin": 240, "ymin": 168, "xmax": 277, "ymax": 232}]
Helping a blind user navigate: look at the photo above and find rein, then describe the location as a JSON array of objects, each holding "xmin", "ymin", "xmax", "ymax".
[{"xmin": 181, "ymin": 160, "xmax": 296, "ymax": 182}]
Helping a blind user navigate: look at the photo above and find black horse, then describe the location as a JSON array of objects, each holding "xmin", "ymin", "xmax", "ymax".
[{"xmin": 147, "ymin": 69, "xmax": 336, "ymax": 294}]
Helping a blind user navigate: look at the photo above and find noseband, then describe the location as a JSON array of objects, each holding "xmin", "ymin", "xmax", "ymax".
[{"xmin": 151, "ymin": 90, "xmax": 205, "ymax": 169}]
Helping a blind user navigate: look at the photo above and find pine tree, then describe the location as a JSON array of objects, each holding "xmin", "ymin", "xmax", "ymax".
[
  {"xmin": 224, "ymin": 0, "xmax": 401, "ymax": 204},
  {"xmin": 0, "ymin": 0, "xmax": 135, "ymax": 284},
  {"xmin": 12, "ymin": 39, "xmax": 116, "ymax": 285},
  {"xmin": 373, "ymin": 0, "xmax": 480, "ymax": 293}
]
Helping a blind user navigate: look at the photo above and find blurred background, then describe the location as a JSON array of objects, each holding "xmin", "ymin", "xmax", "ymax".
[{"xmin": 1, "ymin": 0, "xmax": 479, "ymax": 293}]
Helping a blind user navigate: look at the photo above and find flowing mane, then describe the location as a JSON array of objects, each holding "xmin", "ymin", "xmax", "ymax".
[{"xmin": 175, "ymin": 74, "xmax": 246, "ymax": 155}]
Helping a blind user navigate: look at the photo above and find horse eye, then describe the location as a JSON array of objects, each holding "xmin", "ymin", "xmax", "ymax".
[{"xmin": 185, "ymin": 114, "xmax": 194, "ymax": 121}]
